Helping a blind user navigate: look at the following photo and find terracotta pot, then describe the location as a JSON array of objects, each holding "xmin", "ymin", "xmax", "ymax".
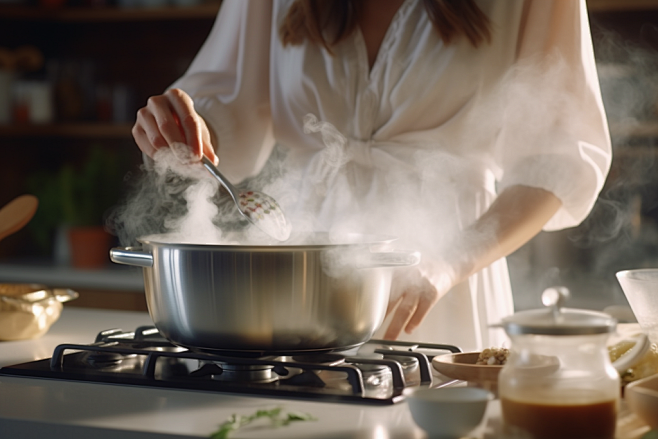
[{"xmin": 68, "ymin": 226, "xmax": 112, "ymax": 269}]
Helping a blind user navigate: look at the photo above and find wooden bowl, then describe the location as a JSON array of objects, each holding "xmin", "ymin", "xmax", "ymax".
[{"xmin": 432, "ymin": 352, "xmax": 502, "ymax": 386}]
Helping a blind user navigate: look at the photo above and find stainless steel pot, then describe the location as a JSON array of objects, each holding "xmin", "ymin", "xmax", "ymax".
[{"xmin": 110, "ymin": 233, "xmax": 419, "ymax": 353}]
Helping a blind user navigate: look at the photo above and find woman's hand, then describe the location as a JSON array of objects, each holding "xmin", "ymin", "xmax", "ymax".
[
  {"xmin": 132, "ymin": 88, "xmax": 218, "ymax": 164},
  {"xmin": 382, "ymin": 185, "xmax": 562, "ymax": 340},
  {"xmin": 383, "ymin": 266, "xmax": 455, "ymax": 340}
]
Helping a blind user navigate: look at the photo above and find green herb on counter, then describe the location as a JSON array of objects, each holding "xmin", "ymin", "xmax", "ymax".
[{"xmin": 209, "ymin": 407, "xmax": 316, "ymax": 439}]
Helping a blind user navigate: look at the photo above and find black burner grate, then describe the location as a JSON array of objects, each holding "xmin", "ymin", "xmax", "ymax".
[{"xmin": 0, "ymin": 326, "xmax": 461, "ymax": 405}]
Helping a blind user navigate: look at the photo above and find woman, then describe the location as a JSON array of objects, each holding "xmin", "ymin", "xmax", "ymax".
[{"xmin": 132, "ymin": 0, "xmax": 611, "ymax": 352}]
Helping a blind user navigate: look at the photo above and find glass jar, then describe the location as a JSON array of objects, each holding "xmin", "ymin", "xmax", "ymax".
[{"xmin": 498, "ymin": 288, "xmax": 641, "ymax": 439}]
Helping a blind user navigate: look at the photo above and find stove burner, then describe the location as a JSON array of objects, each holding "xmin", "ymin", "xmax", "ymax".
[
  {"xmin": 291, "ymin": 353, "xmax": 345, "ymax": 366},
  {"xmin": 210, "ymin": 363, "xmax": 278, "ymax": 384},
  {"xmin": 191, "ymin": 345, "xmax": 357, "ymax": 358},
  {"xmin": 132, "ymin": 344, "xmax": 187, "ymax": 353},
  {"xmin": 0, "ymin": 326, "xmax": 461, "ymax": 405},
  {"xmin": 84, "ymin": 350, "xmax": 130, "ymax": 368}
]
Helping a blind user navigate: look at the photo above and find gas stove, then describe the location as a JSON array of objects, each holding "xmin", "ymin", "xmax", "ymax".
[{"xmin": 0, "ymin": 326, "xmax": 461, "ymax": 405}]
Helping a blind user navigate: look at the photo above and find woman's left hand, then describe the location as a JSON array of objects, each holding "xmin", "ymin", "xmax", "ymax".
[
  {"xmin": 382, "ymin": 266, "xmax": 454, "ymax": 340},
  {"xmin": 381, "ymin": 185, "xmax": 562, "ymax": 340}
]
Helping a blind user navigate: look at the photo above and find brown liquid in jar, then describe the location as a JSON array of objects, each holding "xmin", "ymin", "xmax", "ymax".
[{"xmin": 501, "ymin": 397, "xmax": 617, "ymax": 439}]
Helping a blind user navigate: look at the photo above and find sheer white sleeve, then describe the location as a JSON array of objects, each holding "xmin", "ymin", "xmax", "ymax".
[
  {"xmin": 495, "ymin": 0, "xmax": 611, "ymax": 231},
  {"xmin": 169, "ymin": 0, "xmax": 275, "ymax": 183}
]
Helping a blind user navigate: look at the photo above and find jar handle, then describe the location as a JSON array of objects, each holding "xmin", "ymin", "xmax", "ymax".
[{"xmin": 611, "ymin": 332, "xmax": 651, "ymax": 374}]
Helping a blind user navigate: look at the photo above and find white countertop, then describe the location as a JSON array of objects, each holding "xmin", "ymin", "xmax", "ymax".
[{"xmin": 0, "ymin": 308, "xmax": 653, "ymax": 439}]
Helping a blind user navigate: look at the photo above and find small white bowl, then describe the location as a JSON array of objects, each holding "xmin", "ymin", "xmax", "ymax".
[
  {"xmin": 406, "ymin": 386, "xmax": 493, "ymax": 438},
  {"xmin": 625, "ymin": 373, "xmax": 658, "ymax": 430}
]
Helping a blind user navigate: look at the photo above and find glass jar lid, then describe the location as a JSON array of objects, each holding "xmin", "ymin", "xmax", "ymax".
[
  {"xmin": 501, "ymin": 287, "xmax": 617, "ymax": 336},
  {"xmin": 502, "ymin": 308, "xmax": 617, "ymax": 336}
]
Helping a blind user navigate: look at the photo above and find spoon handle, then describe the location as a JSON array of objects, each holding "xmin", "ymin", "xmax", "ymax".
[{"xmin": 200, "ymin": 156, "xmax": 241, "ymax": 204}]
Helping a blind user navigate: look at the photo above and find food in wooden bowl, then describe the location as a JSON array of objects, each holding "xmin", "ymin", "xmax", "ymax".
[
  {"xmin": 433, "ymin": 348, "xmax": 559, "ymax": 391},
  {"xmin": 432, "ymin": 350, "xmax": 507, "ymax": 390}
]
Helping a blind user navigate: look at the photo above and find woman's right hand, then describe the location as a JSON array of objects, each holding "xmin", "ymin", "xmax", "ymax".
[{"xmin": 132, "ymin": 88, "xmax": 218, "ymax": 164}]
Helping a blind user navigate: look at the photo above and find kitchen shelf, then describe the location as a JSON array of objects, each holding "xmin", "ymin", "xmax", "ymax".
[
  {"xmin": 0, "ymin": 122, "xmax": 133, "ymax": 138},
  {"xmin": 0, "ymin": 261, "xmax": 144, "ymax": 292},
  {"xmin": 0, "ymin": 0, "xmax": 653, "ymax": 21},
  {"xmin": 0, "ymin": 2, "xmax": 221, "ymax": 22},
  {"xmin": 587, "ymin": 0, "xmax": 658, "ymax": 12},
  {"xmin": 609, "ymin": 121, "xmax": 658, "ymax": 139}
]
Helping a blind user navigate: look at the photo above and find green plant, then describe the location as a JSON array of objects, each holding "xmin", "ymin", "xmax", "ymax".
[{"xmin": 26, "ymin": 145, "xmax": 126, "ymax": 253}]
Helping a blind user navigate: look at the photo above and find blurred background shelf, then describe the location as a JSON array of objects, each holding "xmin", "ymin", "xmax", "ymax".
[
  {"xmin": 610, "ymin": 122, "xmax": 658, "ymax": 139},
  {"xmin": 0, "ymin": 122, "xmax": 133, "ymax": 138},
  {"xmin": 0, "ymin": 260, "xmax": 143, "ymax": 291},
  {"xmin": 0, "ymin": 3, "xmax": 221, "ymax": 22},
  {"xmin": 587, "ymin": 0, "xmax": 658, "ymax": 12},
  {"xmin": 0, "ymin": 2, "xmax": 220, "ymax": 311}
]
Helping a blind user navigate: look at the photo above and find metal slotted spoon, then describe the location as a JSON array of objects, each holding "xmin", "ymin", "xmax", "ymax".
[{"xmin": 201, "ymin": 156, "xmax": 291, "ymax": 242}]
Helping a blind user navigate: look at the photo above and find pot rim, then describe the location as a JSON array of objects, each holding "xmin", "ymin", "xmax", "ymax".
[{"xmin": 137, "ymin": 232, "xmax": 398, "ymax": 250}]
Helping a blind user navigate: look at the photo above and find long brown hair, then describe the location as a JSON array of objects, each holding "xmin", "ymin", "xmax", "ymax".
[{"xmin": 280, "ymin": 0, "xmax": 492, "ymax": 54}]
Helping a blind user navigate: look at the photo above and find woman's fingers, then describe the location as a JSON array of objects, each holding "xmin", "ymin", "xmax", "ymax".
[
  {"xmin": 203, "ymin": 142, "xmax": 219, "ymax": 165},
  {"xmin": 134, "ymin": 106, "xmax": 168, "ymax": 149},
  {"xmin": 146, "ymin": 93, "xmax": 187, "ymax": 148},
  {"xmin": 133, "ymin": 88, "xmax": 217, "ymax": 162},
  {"xmin": 197, "ymin": 114, "xmax": 219, "ymax": 164},
  {"xmin": 404, "ymin": 283, "xmax": 440, "ymax": 333},
  {"xmin": 163, "ymin": 88, "xmax": 205, "ymax": 159},
  {"xmin": 132, "ymin": 125, "xmax": 155, "ymax": 158},
  {"xmin": 133, "ymin": 95, "xmax": 179, "ymax": 158},
  {"xmin": 383, "ymin": 270, "xmax": 442, "ymax": 340},
  {"xmin": 383, "ymin": 291, "xmax": 417, "ymax": 340}
]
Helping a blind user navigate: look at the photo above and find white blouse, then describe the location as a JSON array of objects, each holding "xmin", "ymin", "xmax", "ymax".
[{"xmin": 171, "ymin": 0, "xmax": 611, "ymax": 351}]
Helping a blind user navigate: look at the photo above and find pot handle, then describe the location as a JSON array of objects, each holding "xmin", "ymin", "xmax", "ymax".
[
  {"xmin": 110, "ymin": 247, "xmax": 154, "ymax": 268},
  {"xmin": 363, "ymin": 250, "xmax": 421, "ymax": 268}
]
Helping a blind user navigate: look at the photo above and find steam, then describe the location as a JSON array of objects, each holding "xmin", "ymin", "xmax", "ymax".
[
  {"xmin": 108, "ymin": 148, "xmax": 240, "ymax": 246},
  {"xmin": 107, "ymin": 26, "xmax": 658, "ymax": 319},
  {"xmin": 301, "ymin": 113, "xmax": 351, "ymax": 192},
  {"xmin": 110, "ymin": 52, "xmax": 600, "ymax": 271},
  {"xmin": 563, "ymin": 27, "xmax": 658, "ymax": 273},
  {"xmin": 511, "ymin": 25, "xmax": 658, "ymax": 310}
]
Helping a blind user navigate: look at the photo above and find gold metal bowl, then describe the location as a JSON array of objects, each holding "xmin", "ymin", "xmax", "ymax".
[{"xmin": 0, "ymin": 284, "xmax": 78, "ymax": 341}]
